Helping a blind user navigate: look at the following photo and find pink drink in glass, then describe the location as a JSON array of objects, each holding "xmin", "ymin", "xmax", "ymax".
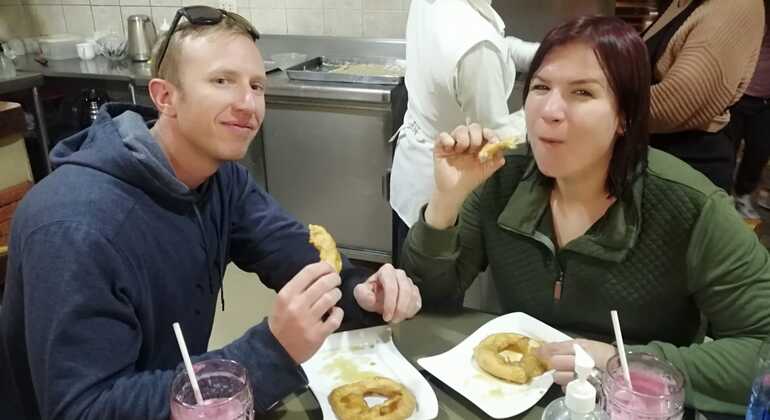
[
  {"xmin": 170, "ymin": 359, "xmax": 254, "ymax": 420},
  {"xmin": 602, "ymin": 352, "xmax": 685, "ymax": 420}
]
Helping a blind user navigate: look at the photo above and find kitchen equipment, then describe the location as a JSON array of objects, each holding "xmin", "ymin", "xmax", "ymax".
[
  {"xmin": 22, "ymin": 38, "xmax": 40, "ymax": 56},
  {"xmin": 126, "ymin": 14, "xmax": 157, "ymax": 62},
  {"xmin": 96, "ymin": 34, "xmax": 127, "ymax": 61},
  {"xmin": 76, "ymin": 42, "xmax": 96, "ymax": 60},
  {"xmin": 263, "ymin": 59, "xmax": 279, "ymax": 73},
  {"xmin": 0, "ymin": 45, "xmax": 16, "ymax": 79},
  {"xmin": 5, "ymin": 39, "xmax": 26, "ymax": 56},
  {"xmin": 77, "ymin": 88, "xmax": 108, "ymax": 129},
  {"xmin": 38, "ymin": 34, "xmax": 83, "ymax": 60},
  {"xmin": 271, "ymin": 52, "xmax": 307, "ymax": 71},
  {"xmin": 285, "ymin": 56, "xmax": 405, "ymax": 85}
]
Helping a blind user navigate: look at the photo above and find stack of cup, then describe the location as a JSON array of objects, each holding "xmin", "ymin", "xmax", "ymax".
[{"xmin": 76, "ymin": 42, "xmax": 96, "ymax": 61}]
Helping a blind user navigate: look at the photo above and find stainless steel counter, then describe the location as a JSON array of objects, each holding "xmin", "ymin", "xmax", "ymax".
[
  {"xmin": 12, "ymin": 55, "xmax": 146, "ymax": 82},
  {"xmin": 0, "ymin": 70, "xmax": 51, "ymax": 174},
  {"xmin": 12, "ymin": 35, "xmax": 406, "ymax": 104},
  {"xmin": 0, "ymin": 71, "xmax": 44, "ymax": 95}
]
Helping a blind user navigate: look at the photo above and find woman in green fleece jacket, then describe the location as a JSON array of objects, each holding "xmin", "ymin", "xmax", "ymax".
[{"xmin": 400, "ymin": 15, "xmax": 770, "ymax": 415}]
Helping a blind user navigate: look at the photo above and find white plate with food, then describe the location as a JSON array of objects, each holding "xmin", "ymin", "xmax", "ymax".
[
  {"xmin": 417, "ymin": 312, "xmax": 571, "ymax": 419},
  {"xmin": 302, "ymin": 325, "xmax": 438, "ymax": 420}
]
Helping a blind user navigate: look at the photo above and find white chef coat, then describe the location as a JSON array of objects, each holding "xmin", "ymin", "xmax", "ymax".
[{"xmin": 390, "ymin": 0, "xmax": 539, "ymax": 227}]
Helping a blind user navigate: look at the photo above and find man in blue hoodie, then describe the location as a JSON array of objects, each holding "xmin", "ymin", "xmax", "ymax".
[{"xmin": 0, "ymin": 7, "xmax": 421, "ymax": 420}]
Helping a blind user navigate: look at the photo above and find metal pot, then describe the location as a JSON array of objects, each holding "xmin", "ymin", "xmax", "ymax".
[{"xmin": 126, "ymin": 14, "xmax": 157, "ymax": 62}]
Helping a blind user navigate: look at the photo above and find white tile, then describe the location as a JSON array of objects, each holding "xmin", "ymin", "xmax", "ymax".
[
  {"xmin": 235, "ymin": 0, "xmax": 248, "ymax": 11},
  {"xmin": 0, "ymin": 5, "xmax": 32, "ymax": 38},
  {"xmin": 232, "ymin": 6, "xmax": 249, "ymax": 21},
  {"xmin": 28, "ymin": 4, "xmax": 67, "ymax": 35},
  {"xmin": 250, "ymin": 0, "xmax": 280, "ymax": 7},
  {"xmin": 92, "ymin": 5, "xmax": 123, "ymax": 33},
  {"xmin": 149, "ymin": 5, "xmax": 175, "ymax": 28},
  {"xmin": 119, "ymin": 0, "xmax": 147, "ymax": 6},
  {"xmin": 149, "ymin": 0, "xmax": 178, "ymax": 6},
  {"xmin": 285, "ymin": 8, "xmax": 321, "ymax": 34},
  {"xmin": 363, "ymin": 0, "xmax": 404, "ymax": 10},
  {"xmin": 285, "ymin": 0, "xmax": 321, "ymax": 9},
  {"xmin": 63, "ymin": 5, "xmax": 94, "ymax": 34},
  {"xmin": 182, "ymin": 0, "xmax": 215, "ymax": 7},
  {"xmin": 324, "ymin": 0, "xmax": 359, "ymax": 9},
  {"xmin": 120, "ymin": 5, "xmax": 150, "ymax": 24},
  {"xmin": 23, "ymin": 0, "xmax": 61, "ymax": 5},
  {"xmin": 363, "ymin": 10, "xmax": 405, "ymax": 38},
  {"xmin": 91, "ymin": 0, "xmax": 118, "ymax": 6},
  {"xmin": 61, "ymin": 0, "xmax": 90, "ymax": 5},
  {"xmin": 250, "ymin": 7, "xmax": 285, "ymax": 34},
  {"xmin": 324, "ymin": 8, "xmax": 360, "ymax": 36}
]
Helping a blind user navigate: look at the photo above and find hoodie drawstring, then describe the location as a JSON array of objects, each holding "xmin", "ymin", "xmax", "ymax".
[{"xmin": 193, "ymin": 204, "xmax": 226, "ymax": 311}]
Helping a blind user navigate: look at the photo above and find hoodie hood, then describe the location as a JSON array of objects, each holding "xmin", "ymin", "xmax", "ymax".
[{"xmin": 50, "ymin": 103, "xmax": 204, "ymax": 206}]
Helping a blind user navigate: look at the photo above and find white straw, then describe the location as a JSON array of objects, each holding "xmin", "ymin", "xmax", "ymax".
[
  {"xmin": 172, "ymin": 322, "xmax": 204, "ymax": 405},
  {"xmin": 610, "ymin": 310, "xmax": 633, "ymax": 390}
]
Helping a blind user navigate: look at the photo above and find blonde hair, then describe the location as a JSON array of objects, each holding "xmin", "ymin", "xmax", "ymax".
[{"xmin": 150, "ymin": 15, "xmax": 256, "ymax": 86}]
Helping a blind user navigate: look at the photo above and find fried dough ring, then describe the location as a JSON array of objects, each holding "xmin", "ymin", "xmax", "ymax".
[
  {"xmin": 309, "ymin": 224, "xmax": 342, "ymax": 273},
  {"xmin": 477, "ymin": 136, "xmax": 524, "ymax": 162},
  {"xmin": 473, "ymin": 333, "xmax": 547, "ymax": 384},
  {"xmin": 329, "ymin": 376, "xmax": 417, "ymax": 420}
]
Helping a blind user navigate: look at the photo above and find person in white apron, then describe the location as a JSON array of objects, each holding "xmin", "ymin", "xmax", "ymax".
[{"xmin": 390, "ymin": 0, "xmax": 539, "ymax": 262}]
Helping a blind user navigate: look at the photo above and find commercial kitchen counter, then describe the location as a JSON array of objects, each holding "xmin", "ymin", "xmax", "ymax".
[
  {"xmin": 0, "ymin": 71, "xmax": 52, "ymax": 173},
  {"xmin": 12, "ymin": 35, "xmax": 408, "ymax": 263},
  {"xmin": 13, "ymin": 34, "xmax": 406, "ymax": 105}
]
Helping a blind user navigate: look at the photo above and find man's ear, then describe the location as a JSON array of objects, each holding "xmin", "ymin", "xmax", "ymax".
[{"xmin": 148, "ymin": 78, "xmax": 178, "ymax": 118}]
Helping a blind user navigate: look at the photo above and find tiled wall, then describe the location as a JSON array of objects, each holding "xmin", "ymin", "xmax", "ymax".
[{"xmin": 0, "ymin": 0, "xmax": 410, "ymax": 39}]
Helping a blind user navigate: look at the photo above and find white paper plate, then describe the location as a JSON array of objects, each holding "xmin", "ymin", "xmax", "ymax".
[
  {"xmin": 302, "ymin": 325, "xmax": 439, "ymax": 420},
  {"xmin": 417, "ymin": 312, "xmax": 571, "ymax": 419}
]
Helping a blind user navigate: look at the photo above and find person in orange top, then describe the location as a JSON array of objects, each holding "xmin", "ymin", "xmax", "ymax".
[{"xmin": 642, "ymin": 0, "xmax": 765, "ymax": 191}]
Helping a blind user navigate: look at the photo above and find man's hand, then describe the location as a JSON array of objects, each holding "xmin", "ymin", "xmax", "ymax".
[
  {"xmin": 268, "ymin": 262, "xmax": 344, "ymax": 364},
  {"xmin": 353, "ymin": 264, "xmax": 422, "ymax": 323},
  {"xmin": 536, "ymin": 339, "xmax": 618, "ymax": 385}
]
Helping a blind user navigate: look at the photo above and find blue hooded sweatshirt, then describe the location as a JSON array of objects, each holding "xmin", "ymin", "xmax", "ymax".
[{"xmin": 0, "ymin": 103, "xmax": 379, "ymax": 420}]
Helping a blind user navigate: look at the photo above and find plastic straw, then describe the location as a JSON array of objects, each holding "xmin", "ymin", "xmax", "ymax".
[
  {"xmin": 172, "ymin": 322, "xmax": 204, "ymax": 405},
  {"xmin": 610, "ymin": 310, "xmax": 633, "ymax": 390}
]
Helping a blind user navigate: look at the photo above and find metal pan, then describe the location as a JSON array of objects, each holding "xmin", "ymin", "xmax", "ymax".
[{"xmin": 285, "ymin": 56, "xmax": 406, "ymax": 85}]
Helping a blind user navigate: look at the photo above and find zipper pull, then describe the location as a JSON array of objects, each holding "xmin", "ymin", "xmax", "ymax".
[{"xmin": 553, "ymin": 272, "xmax": 564, "ymax": 302}]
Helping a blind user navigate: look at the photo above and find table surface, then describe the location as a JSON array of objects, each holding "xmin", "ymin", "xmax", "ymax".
[{"xmin": 257, "ymin": 310, "xmax": 741, "ymax": 420}]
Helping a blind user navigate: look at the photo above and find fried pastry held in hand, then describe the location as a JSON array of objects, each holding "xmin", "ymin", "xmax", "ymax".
[
  {"xmin": 477, "ymin": 136, "xmax": 523, "ymax": 162},
  {"xmin": 309, "ymin": 224, "xmax": 342, "ymax": 273}
]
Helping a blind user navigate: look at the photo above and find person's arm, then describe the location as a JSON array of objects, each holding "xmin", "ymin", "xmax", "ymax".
[
  {"xmin": 455, "ymin": 41, "xmax": 526, "ymax": 140},
  {"xmin": 21, "ymin": 222, "xmax": 305, "ymax": 419},
  {"xmin": 649, "ymin": 2, "xmax": 763, "ymax": 133},
  {"xmin": 226, "ymin": 165, "xmax": 380, "ymax": 329},
  {"xmin": 629, "ymin": 191, "xmax": 770, "ymax": 415},
  {"xmin": 401, "ymin": 187, "xmax": 488, "ymax": 311},
  {"xmin": 505, "ymin": 36, "xmax": 539, "ymax": 73}
]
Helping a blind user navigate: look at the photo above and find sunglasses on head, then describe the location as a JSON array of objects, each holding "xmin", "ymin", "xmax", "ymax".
[{"xmin": 155, "ymin": 6, "xmax": 260, "ymax": 72}]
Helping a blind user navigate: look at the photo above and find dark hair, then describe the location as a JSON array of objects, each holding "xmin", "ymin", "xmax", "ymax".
[{"xmin": 523, "ymin": 16, "xmax": 651, "ymax": 198}]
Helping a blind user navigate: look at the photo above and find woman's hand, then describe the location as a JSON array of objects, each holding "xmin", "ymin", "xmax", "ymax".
[
  {"xmin": 536, "ymin": 339, "xmax": 618, "ymax": 386},
  {"xmin": 425, "ymin": 123, "xmax": 506, "ymax": 229}
]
